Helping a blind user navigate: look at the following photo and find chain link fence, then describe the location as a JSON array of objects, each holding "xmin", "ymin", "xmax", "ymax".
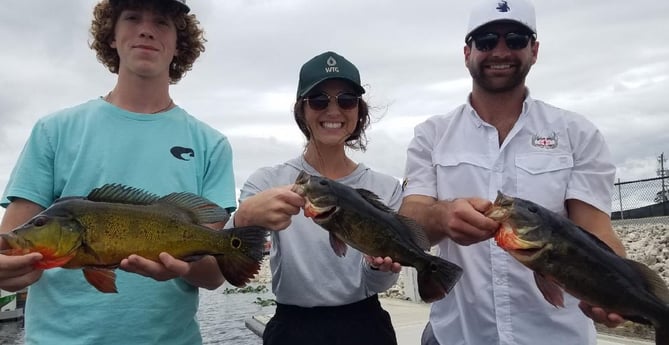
[{"xmin": 611, "ymin": 176, "xmax": 669, "ymax": 220}]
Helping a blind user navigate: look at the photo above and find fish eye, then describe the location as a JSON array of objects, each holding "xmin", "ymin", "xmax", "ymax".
[
  {"xmin": 318, "ymin": 180, "xmax": 328, "ymax": 186},
  {"xmin": 32, "ymin": 216, "xmax": 48, "ymax": 227},
  {"xmin": 528, "ymin": 206, "xmax": 538, "ymax": 213}
]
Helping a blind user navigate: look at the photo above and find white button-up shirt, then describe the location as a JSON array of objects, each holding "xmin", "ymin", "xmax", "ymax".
[{"xmin": 403, "ymin": 93, "xmax": 615, "ymax": 345}]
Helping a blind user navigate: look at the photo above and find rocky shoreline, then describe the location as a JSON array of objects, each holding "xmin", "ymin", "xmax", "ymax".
[
  {"xmin": 252, "ymin": 218, "xmax": 669, "ymax": 340},
  {"xmin": 595, "ymin": 218, "xmax": 669, "ymax": 341}
]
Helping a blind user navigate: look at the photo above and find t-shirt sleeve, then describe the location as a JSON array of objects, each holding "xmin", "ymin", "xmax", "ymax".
[
  {"xmin": 2, "ymin": 119, "xmax": 56, "ymax": 209},
  {"xmin": 202, "ymin": 135, "xmax": 237, "ymax": 213},
  {"xmin": 403, "ymin": 121, "xmax": 438, "ymax": 199}
]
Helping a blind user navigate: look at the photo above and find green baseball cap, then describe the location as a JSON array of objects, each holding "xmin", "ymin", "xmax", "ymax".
[{"xmin": 296, "ymin": 51, "xmax": 365, "ymax": 98}]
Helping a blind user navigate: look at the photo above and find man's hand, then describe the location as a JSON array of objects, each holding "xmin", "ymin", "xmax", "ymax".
[{"xmin": 579, "ymin": 301, "xmax": 625, "ymax": 328}]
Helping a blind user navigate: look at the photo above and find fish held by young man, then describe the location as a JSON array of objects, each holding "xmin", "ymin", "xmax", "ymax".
[
  {"xmin": 0, "ymin": 184, "xmax": 267, "ymax": 293},
  {"xmin": 485, "ymin": 191, "xmax": 669, "ymax": 345},
  {"xmin": 291, "ymin": 170, "xmax": 463, "ymax": 303}
]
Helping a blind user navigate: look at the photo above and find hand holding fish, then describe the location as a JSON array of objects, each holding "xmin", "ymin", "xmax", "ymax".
[
  {"xmin": 0, "ymin": 184, "xmax": 267, "ymax": 293},
  {"xmin": 487, "ymin": 191, "xmax": 669, "ymax": 345},
  {"xmin": 293, "ymin": 171, "xmax": 464, "ymax": 302},
  {"xmin": 0, "ymin": 251, "xmax": 44, "ymax": 292},
  {"xmin": 433, "ymin": 198, "xmax": 500, "ymax": 246},
  {"xmin": 234, "ymin": 186, "xmax": 305, "ymax": 231},
  {"xmin": 120, "ymin": 253, "xmax": 224, "ymax": 290},
  {"xmin": 365, "ymin": 255, "xmax": 402, "ymax": 273},
  {"xmin": 579, "ymin": 302, "xmax": 626, "ymax": 328}
]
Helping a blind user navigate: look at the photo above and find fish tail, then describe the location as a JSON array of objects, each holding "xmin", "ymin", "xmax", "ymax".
[
  {"xmin": 657, "ymin": 321, "xmax": 669, "ymax": 345},
  {"xmin": 416, "ymin": 255, "xmax": 463, "ymax": 303},
  {"xmin": 215, "ymin": 226, "xmax": 267, "ymax": 287}
]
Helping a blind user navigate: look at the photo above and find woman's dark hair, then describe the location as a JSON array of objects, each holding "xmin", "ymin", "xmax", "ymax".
[
  {"xmin": 293, "ymin": 96, "xmax": 370, "ymax": 152},
  {"xmin": 89, "ymin": 0, "xmax": 206, "ymax": 84}
]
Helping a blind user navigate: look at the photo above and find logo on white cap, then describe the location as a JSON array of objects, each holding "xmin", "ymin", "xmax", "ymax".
[
  {"xmin": 496, "ymin": 1, "xmax": 510, "ymax": 12},
  {"xmin": 466, "ymin": 0, "xmax": 537, "ymax": 39}
]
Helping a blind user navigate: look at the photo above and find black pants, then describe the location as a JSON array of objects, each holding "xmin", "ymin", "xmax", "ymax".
[{"xmin": 262, "ymin": 294, "xmax": 397, "ymax": 345}]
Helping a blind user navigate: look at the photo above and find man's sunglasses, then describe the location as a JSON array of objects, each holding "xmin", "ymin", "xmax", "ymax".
[
  {"xmin": 467, "ymin": 32, "xmax": 534, "ymax": 52},
  {"xmin": 303, "ymin": 92, "xmax": 360, "ymax": 111}
]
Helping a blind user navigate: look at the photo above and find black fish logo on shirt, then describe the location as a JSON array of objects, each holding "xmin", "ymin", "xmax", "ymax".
[{"xmin": 171, "ymin": 147, "xmax": 195, "ymax": 161}]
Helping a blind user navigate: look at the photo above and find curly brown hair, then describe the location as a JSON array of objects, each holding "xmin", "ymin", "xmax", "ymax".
[
  {"xmin": 293, "ymin": 96, "xmax": 370, "ymax": 152},
  {"xmin": 89, "ymin": 0, "xmax": 206, "ymax": 84}
]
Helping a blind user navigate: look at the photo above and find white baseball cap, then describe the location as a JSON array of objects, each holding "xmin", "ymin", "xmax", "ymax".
[{"xmin": 466, "ymin": 0, "xmax": 536, "ymax": 41}]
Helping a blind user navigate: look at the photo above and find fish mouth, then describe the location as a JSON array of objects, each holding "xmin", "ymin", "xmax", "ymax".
[
  {"xmin": 0, "ymin": 233, "xmax": 32, "ymax": 252},
  {"xmin": 494, "ymin": 224, "xmax": 543, "ymax": 251},
  {"xmin": 303, "ymin": 201, "xmax": 337, "ymax": 222},
  {"xmin": 485, "ymin": 205, "xmax": 511, "ymax": 223}
]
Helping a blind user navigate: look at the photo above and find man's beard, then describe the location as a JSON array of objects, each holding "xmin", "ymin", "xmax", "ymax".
[{"xmin": 469, "ymin": 60, "xmax": 531, "ymax": 93}]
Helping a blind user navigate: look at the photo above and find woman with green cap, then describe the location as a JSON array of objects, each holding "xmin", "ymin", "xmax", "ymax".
[{"xmin": 230, "ymin": 51, "xmax": 401, "ymax": 345}]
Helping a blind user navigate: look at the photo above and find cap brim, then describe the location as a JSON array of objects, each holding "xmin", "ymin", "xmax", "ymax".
[
  {"xmin": 466, "ymin": 19, "xmax": 535, "ymax": 41},
  {"xmin": 299, "ymin": 77, "xmax": 365, "ymax": 97},
  {"xmin": 109, "ymin": 0, "xmax": 190, "ymax": 13}
]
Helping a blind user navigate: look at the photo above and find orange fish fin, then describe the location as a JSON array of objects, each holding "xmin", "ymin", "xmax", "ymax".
[
  {"xmin": 216, "ymin": 226, "xmax": 266, "ymax": 287},
  {"xmin": 82, "ymin": 267, "xmax": 118, "ymax": 293},
  {"xmin": 534, "ymin": 272, "xmax": 564, "ymax": 308},
  {"xmin": 329, "ymin": 233, "xmax": 348, "ymax": 257}
]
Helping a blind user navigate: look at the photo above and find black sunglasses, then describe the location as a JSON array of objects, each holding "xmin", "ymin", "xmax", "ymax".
[
  {"xmin": 303, "ymin": 92, "xmax": 360, "ymax": 111},
  {"xmin": 467, "ymin": 32, "xmax": 533, "ymax": 52}
]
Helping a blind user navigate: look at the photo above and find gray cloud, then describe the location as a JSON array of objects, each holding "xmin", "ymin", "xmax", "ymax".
[{"xmin": 1, "ymin": 0, "xmax": 667, "ymax": 200}]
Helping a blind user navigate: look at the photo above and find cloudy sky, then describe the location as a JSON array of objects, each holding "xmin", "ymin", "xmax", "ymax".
[{"xmin": 1, "ymin": 0, "xmax": 668, "ymax": 214}]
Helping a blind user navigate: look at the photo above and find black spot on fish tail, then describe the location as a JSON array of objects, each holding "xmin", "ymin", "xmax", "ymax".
[
  {"xmin": 215, "ymin": 226, "xmax": 267, "ymax": 287},
  {"xmin": 416, "ymin": 255, "xmax": 463, "ymax": 303}
]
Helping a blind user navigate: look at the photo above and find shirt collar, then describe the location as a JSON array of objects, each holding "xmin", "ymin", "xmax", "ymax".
[{"xmin": 465, "ymin": 88, "xmax": 534, "ymax": 127}]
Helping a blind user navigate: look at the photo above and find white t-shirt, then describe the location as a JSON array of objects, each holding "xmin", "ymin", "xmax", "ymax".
[{"xmin": 403, "ymin": 93, "xmax": 615, "ymax": 345}]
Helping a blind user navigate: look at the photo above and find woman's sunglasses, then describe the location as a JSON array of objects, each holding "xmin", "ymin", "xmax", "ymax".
[
  {"xmin": 467, "ymin": 32, "xmax": 534, "ymax": 52},
  {"xmin": 303, "ymin": 92, "xmax": 360, "ymax": 111}
]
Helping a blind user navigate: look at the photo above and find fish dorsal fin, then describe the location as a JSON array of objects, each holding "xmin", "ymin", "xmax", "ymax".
[
  {"xmin": 576, "ymin": 225, "xmax": 618, "ymax": 255},
  {"xmin": 394, "ymin": 214, "xmax": 432, "ymax": 250},
  {"xmin": 626, "ymin": 259, "xmax": 669, "ymax": 304},
  {"xmin": 355, "ymin": 188, "xmax": 391, "ymax": 211},
  {"xmin": 355, "ymin": 188, "xmax": 431, "ymax": 251},
  {"xmin": 87, "ymin": 184, "xmax": 160, "ymax": 205},
  {"xmin": 157, "ymin": 192, "xmax": 230, "ymax": 224}
]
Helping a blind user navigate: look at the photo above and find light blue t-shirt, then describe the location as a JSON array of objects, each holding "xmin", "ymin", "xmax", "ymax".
[{"xmin": 2, "ymin": 98, "xmax": 236, "ymax": 345}]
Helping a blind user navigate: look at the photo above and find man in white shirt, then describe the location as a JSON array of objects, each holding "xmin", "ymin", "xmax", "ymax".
[{"xmin": 399, "ymin": 0, "xmax": 626, "ymax": 344}]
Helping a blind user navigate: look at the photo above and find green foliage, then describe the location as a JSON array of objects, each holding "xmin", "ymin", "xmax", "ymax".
[
  {"xmin": 222, "ymin": 284, "xmax": 269, "ymax": 294},
  {"xmin": 253, "ymin": 297, "xmax": 276, "ymax": 307}
]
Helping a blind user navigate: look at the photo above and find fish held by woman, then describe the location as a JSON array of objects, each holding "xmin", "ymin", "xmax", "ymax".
[
  {"xmin": 486, "ymin": 191, "xmax": 669, "ymax": 345},
  {"xmin": 0, "ymin": 184, "xmax": 267, "ymax": 293},
  {"xmin": 291, "ymin": 170, "xmax": 463, "ymax": 303}
]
